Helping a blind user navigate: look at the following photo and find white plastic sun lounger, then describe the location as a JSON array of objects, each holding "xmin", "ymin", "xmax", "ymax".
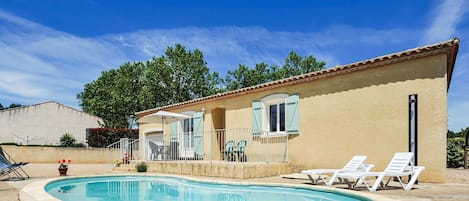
[
  {"xmin": 336, "ymin": 152, "xmax": 425, "ymax": 191},
  {"xmin": 301, "ymin": 156, "xmax": 373, "ymax": 185}
]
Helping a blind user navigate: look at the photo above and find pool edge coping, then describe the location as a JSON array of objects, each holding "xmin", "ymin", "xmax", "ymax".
[{"xmin": 20, "ymin": 173, "xmax": 396, "ymax": 201}]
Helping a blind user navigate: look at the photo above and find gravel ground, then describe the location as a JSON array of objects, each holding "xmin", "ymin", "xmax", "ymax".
[{"xmin": 446, "ymin": 168, "xmax": 469, "ymax": 184}]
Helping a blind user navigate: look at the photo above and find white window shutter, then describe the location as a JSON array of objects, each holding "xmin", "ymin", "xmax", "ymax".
[
  {"xmin": 285, "ymin": 94, "xmax": 299, "ymax": 134},
  {"xmin": 193, "ymin": 111, "xmax": 204, "ymax": 156},
  {"xmin": 252, "ymin": 101, "xmax": 263, "ymax": 135}
]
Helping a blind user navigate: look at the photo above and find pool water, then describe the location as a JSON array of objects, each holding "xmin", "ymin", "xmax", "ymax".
[{"xmin": 45, "ymin": 176, "xmax": 369, "ymax": 201}]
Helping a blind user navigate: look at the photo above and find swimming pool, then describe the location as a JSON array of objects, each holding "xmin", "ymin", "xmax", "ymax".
[{"xmin": 44, "ymin": 175, "xmax": 371, "ymax": 201}]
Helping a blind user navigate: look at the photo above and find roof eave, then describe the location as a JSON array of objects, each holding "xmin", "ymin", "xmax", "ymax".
[{"xmin": 136, "ymin": 38, "xmax": 460, "ymax": 117}]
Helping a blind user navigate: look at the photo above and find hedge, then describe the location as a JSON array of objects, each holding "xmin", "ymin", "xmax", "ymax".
[{"xmin": 87, "ymin": 128, "xmax": 139, "ymax": 147}]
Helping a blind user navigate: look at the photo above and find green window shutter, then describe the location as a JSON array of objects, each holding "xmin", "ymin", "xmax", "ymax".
[
  {"xmin": 193, "ymin": 111, "xmax": 204, "ymax": 156},
  {"xmin": 170, "ymin": 122, "xmax": 178, "ymax": 142},
  {"xmin": 252, "ymin": 101, "xmax": 263, "ymax": 136},
  {"xmin": 286, "ymin": 94, "xmax": 300, "ymax": 134}
]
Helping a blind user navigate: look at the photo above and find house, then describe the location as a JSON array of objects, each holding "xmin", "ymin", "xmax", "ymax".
[
  {"xmin": 136, "ymin": 38, "xmax": 459, "ymax": 182},
  {"xmin": 0, "ymin": 101, "xmax": 102, "ymax": 145}
]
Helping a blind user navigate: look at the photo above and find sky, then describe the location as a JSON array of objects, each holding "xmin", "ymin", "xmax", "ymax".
[{"xmin": 0, "ymin": 0, "xmax": 468, "ymax": 131}]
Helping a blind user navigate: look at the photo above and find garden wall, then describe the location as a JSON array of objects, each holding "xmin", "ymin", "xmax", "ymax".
[{"xmin": 1, "ymin": 145, "xmax": 121, "ymax": 163}]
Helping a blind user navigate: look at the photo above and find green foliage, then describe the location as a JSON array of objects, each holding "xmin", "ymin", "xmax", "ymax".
[
  {"xmin": 224, "ymin": 51, "xmax": 326, "ymax": 90},
  {"xmin": 135, "ymin": 162, "xmax": 148, "ymax": 172},
  {"xmin": 78, "ymin": 44, "xmax": 221, "ymax": 128},
  {"xmin": 60, "ymin": 133, "xmax": 77, "ymax": 147},
  {"xmin": 8, "ymin": 103, "xmax": 22, "ymax": 108},
  {"xmin": 77, "ymin": 63, "xmax": 146, "ymax": 128},
  {"xmin": 77, "ymin": 44, "xmax": 325, "ymax": 128},
  {"xmin": 447, "ymin": 137, "xmax": 465, "ymax": 168},
  {"xmin": 447, "ymin": 128, "xmax": 469, "ymax": 168},
  {"xmin": 0, "ymin": 142, "xmax": 19, "ymax": 146},
  {"xmin": 86, "ymin": 128, "xmax": 138, "ymax": 147},
  {"xmin": 142, "ymin": 44, "xmax": 222, "ymax": 108},
  {"xmin": 0, "ymin": 102, "xmax": 23, "ymax": 110}
]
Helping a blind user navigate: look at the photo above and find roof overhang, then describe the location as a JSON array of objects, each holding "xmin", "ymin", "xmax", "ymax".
[{"xmin": 136, "ymin": 38, "xmax": 460, "ymax": 118}]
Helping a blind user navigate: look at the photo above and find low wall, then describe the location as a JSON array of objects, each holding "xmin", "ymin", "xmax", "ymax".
[
  {"xmin": 1, "ymin": 145, "xmax": 121, "ymax": 163},
  {"xmin": 115, "ymin": 161, "xmax": 293, "ymax": 179}
]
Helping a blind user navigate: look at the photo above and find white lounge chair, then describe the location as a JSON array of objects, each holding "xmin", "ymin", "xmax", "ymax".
[
  {"xmin": 336, "ymin": 152, "xmax": 425, "ymax": 191},
  {"xmin": 301, "ymin": 156, "xmax": 373, "ymax": 185}
]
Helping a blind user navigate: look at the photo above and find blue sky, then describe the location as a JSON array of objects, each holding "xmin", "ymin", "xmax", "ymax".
[{"xmin": 0, "ymin": 0, "xmax": 468, "ymax": 131}]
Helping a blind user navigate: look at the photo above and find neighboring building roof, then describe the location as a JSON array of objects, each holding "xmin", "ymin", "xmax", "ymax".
[
  {"xmin": 136, "ymin": 38, "xmax": 460, "ymax": 117},
  {"xmin": 0, "ymin": 101, "xmax": 102, "ymax": 120}
]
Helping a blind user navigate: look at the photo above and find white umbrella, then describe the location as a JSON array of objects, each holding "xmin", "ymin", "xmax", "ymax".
[
  {"xmin": 138, "ymin": 111, "xmax": 190, "ymax": 160},
  {"xmin": 138, "ymin": 111, "xmax": 190, "ymax": 124}
]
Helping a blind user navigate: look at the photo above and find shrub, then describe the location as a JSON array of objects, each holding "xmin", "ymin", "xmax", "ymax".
[
  {"xmin": 447, "ymin": 137, "xmax": 465, "ymax": 168},
  {"xmin": 86, "ymin": 128, "xmax": 138, "ymax": 147},
  {"xmin": 135, "ymin": 162, "xmax": 148, "ymax": 172},
  {"xmin": 0, "ymin": 142, "xmax": 19, "ymax": 146},
  {"xmin": 60, "ymin": 133, "xmax": 77, "ymax": 147}
]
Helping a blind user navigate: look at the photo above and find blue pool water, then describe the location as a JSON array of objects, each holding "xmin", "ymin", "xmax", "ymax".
[{"xmin": 45, "ymin": 176, "xmax": 370, "ymax": 201}]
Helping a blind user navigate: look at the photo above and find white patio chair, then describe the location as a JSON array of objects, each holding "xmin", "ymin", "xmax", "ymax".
[
  {"xmin": 336, "ymin": 152, "xmax": 425, "ymax": 191},
  {"xmin": 301, "ymin": 155, "xmax": 372, "ymax": 185}
]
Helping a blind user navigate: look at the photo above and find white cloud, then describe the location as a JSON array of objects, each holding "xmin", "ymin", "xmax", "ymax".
[
  {"xmin": 0, "ymin": 9, "xmax": 447, "ymax": 114},
  {"xmin": 448, "ymin": 50, "xmax": 469, "ymax": 131},
  {"xmin": 421, "ymin": 0, "xmax": 468, "ymax": 44},
  {"xmin": 428, "ymin": 0, "xmax": 469, "ymax": 131},
  {"xmin": 0, "ymin": 10, "xmax": 130, "ymax": 107},
  {"xmin": 0, "ymin": 8, "xmax": 423, "ymax": 109},
  {"xmin": 104, "ymin": 25, "xmax": 418, "ymax": 73}
]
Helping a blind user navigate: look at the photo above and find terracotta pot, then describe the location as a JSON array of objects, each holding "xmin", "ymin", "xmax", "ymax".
[{"xmin": 58, "ymin": 167, "xmax": 68, "ymax": 176}]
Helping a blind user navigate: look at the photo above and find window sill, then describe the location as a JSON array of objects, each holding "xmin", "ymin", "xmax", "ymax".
[{"xmin": 264, "ymin": 132, "xmax": 287, "ymax": 137}]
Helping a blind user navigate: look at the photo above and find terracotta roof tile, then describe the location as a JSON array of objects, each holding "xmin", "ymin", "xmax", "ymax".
[{"xmin": 136, "ymin": 38, "xmax": 460, "ymax": 117}]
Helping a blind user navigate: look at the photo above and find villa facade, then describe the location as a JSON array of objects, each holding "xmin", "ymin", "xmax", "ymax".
[{"xmin": 136, "ymin": 39, "xmax": 459, "ymax": 182}]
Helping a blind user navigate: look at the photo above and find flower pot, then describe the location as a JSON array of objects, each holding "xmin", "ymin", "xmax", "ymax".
[{"xmin": 58, "ymin": 167, "xmax": 68, "ymax": 176}]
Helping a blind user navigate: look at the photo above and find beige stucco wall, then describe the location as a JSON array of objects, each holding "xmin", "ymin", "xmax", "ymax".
[
  {"xmin": 1, "ymin": 145, "xmax": 120, "ymax": 163},
  {"xmin": 0, "ymin": 101, "xmax": 102, "ymax": 145},
  {"xmin": 139, "ymin": 54, "xmax": 448, "ymax": 182}
]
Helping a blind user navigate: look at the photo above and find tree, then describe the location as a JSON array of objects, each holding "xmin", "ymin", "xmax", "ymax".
[
  {"xmin": 8, "ymin": 103, "xmax": 22, "ymax": 108},
  {"xmin": 0, "ymin": 103, "xmax": 23, "ymax": 110},
  {"xmin": 78, "ymin": 45, "xmax": 324, "ymax": 128},
  {"xmin": 0, "ymin": 103, "xmax": 22, "ymax": 110},
  {"xmin": 447, "ymin": 127, "xmax": 469, "ymax": 168},
  {"xmin": 142, "ymin": 44, "xmax": 222, "ymax": 108},
  {"xmin": 78, "ymin": 44, "xmax": 221, "ymax": 128},
  {"xmin": 224, "ymin": 51, "xmax": 326, "ymax": 90},
  {"xmin": 78, "ymin": 63, "xmax": 146, "ymax": 128}
]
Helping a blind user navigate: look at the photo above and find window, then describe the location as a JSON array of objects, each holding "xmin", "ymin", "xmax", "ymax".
[
  {"xmin": 183, "ymin": 118, "xmax": 194, "ymax": 148},
  {"xmin": 269, "ymin": 103, "xmax": 285, "ymax": 132},
  {"xmin": 253, "ymin": 93, "xmax": 299, "ymax": 136},
  {"xmin": 260, "ymin": 94, "xmax": 289, "ymax": 134}
]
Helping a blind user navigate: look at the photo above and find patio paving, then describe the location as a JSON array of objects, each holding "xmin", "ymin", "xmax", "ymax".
[{"xmin": 1, "ymin": 163, "xmax": 469, "ymax": 201}]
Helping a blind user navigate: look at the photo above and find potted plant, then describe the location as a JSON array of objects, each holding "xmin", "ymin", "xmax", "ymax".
[
  {"xmin": 135, "ymin": 162, "xmax": 148, "ymax": 172},
  {"xmin": 123, "ymin": 153, "xmax": 131, "ymax": 164},
  {"xmin": 58, "ymin": 159, "xmax": 72, "ymax": 176}
]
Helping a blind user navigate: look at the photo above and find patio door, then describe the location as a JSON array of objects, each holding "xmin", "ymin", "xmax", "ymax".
[{"xmin": 181, "ymin": 117, "xmax": 195, "ymax": 158}]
